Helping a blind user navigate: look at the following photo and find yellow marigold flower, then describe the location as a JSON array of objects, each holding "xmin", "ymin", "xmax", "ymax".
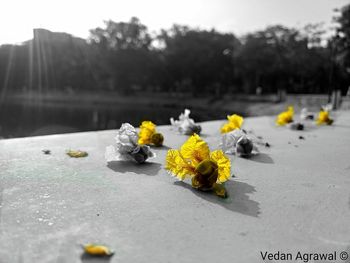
[
  {"xmin": 138, "ymin": 121, "xmax": 164, "ymax": 146},
  {"xmin": 276, "ymin": 106, "xmax": 294, "ymax": 126},
  {"xmin": 165, "ymin": 134, "xmax": 231, "ymax": 197},
  {"xmin": 316, "ymin": 110, "xmax": 333, "ymax": 125},
  {"xmin": 138, "ymin": 121, "xmax": 156, "ymax": 145},
  {"xmin": 221, "ymin": 114, "xmax": 244, "ymax": 133}
]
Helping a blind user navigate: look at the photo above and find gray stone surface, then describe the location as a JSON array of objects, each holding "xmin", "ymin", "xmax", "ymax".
[{"xmin": 1, "ymin": 112, "xmax": 350, "ymax": 263}]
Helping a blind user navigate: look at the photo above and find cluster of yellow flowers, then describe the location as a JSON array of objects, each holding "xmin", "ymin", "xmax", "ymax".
[
  {"xmin": 166, "ymin": 134, "xmax": 231, "ymax": 198},
  {"xmin": 220, "ymin": 114, "xmax": 244, "ymax": 133},
  {"xmin": 276, "ymin": 106, "xmax": 333, "ymax": 126},
  {"xmin": 123, "ymin": 106, "xmax": 332, "ymax": 198},
  {"xmin": 78, "ymin": 107, "xmax": 340, "ymax": 258}
]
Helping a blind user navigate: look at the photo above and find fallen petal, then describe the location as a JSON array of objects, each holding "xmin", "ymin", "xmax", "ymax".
[
  {"xmin": 83, "ymin": 244, "xmax": 114, "ymax": 257},
  {"xmin": 67, "ymin": 150, "xmax": 88, "ymax": 158}
]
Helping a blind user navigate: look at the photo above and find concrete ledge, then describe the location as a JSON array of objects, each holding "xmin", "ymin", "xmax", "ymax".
[{"xmin": 1, "ymin": 112, "xmax": 350, "ymax": 262}]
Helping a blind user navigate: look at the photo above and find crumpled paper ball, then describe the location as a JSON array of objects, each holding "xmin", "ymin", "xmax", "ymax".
[{"xmin": 300, "ymin": 108, "xmax": 314, "ymax": 120}]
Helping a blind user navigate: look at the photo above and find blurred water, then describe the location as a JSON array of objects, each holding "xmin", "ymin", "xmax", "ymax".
[{"xmin": 0, "ymin": 100, "xmax": 227, "ymax": 138}]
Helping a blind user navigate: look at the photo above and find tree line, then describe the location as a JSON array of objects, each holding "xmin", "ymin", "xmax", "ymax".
[{"xmin": 0, "ymin": 4, "xmax": 349, "ymax": 96}]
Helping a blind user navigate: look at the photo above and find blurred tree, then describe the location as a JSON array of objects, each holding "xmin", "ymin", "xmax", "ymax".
[
  {"xmin": 89, "ymin": 17, "xmax": 152, "ymax": 50},
  {"xmin": 236, "ymin": 25, "xmax": 331, "ymax": 94},
  {"xmin": 0, "ymin": 16, "xmax": 348, "ymax": 97},
  {"xmin": 333, "ymin": 4, "xmax": 350, "ymax": 68},
  {"xmin": 89, "ymin": 17, "xmax": 162, "ymax": 93},
  {"xmin": 301, "ymin": 23, "xmax": 327, "ymax": 48},
  {"xmin": 331, "ymin": 3, "xmax": 350, "ymax": 93},
  {"xmin": 158, "ymin": 25, "xmax": 240, "ymax": 95}
]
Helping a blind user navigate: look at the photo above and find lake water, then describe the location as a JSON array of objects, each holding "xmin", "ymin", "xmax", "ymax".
[{"xmin": 0, "ymin": 100, "xmax": 228, "ymax": 138}]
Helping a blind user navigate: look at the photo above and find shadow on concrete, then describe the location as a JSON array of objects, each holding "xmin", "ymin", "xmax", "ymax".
[
  {"xmin": 81, "ymin": 253, "xmax": 113, "ymax": 263},
  {"xmin": 107, "ymin": 161, "xmax": 161, "ymax": 176},
  {"xmin": 150, "ymin": 145, "xmax": 171, "ymax": 150},
  {"xmin": 243, "ymin": 153, "xmax": 274, "ymax": 164},
  {"xmin": 174, "ymin": 180, "xmax": 260, "ymax": 217}
]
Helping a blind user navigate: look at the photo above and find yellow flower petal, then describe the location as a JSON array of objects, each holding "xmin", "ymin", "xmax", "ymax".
[
  {"xmin": 180, "ymin": 134, "xmax": 210, "ymax": 166},
  {"xmin": 83, "ymin": 244, "xmax": 113, "ymax": 256},
  {"xmin": 220, "ymin": 123, "xmax": 234, "ymax": 134},
  {"xmin": 210, "ymin": 150, "xmax": 231, "ymax": 183},
  {"xmin": 166, "ymin": 149, "xmax": 195, "ymax": 180},
  {"xmin": 221, "ymin": 114, "xmax": 244, "ymax": 133},
  {"xmin": 227, "ymin": 114, "xmax": 244, "ymax": 127},
  {"xmin": 138, "ymin": 121, "xmax": 156, "ymax": 145},
  {"xmin": 66, "ymin": 150, "xmax": 88, "ymax": 158}
]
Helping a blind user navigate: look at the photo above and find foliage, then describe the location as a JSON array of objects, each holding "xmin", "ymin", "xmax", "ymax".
[{"xmin": 0, "ymin": 9, "xmax": 349, "ymax": 96}]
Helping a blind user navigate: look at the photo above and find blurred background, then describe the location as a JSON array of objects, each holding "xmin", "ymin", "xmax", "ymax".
[{"xmin": 0, "ymin": 0, "xmax": 349, "ymax": 138}]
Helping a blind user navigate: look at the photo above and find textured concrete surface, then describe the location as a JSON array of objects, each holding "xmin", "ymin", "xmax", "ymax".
[{"xmin": 1, "ymin": 111, "xmax": 350, "ymax": 263}]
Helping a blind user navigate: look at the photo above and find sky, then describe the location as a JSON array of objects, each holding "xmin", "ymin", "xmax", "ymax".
[{"xmin": 0, "ymin": 0, "xmax": 348, "ymax": 44}]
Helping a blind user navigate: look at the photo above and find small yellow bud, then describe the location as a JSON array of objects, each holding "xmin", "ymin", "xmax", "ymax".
[
  {"xmin": 193, "ymin": 159, "xmax": 219, "ymax": 190},
  {"xmin": 151, "ymin": 132, "xmax": 164, "ymax": 147},
  {"xmin": 195, "ymin": 159, "xmax": 217, "ymax": 175}
]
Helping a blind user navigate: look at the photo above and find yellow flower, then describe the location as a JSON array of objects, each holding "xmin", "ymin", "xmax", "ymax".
[
  {"xmin": 138, "ymin": 121, "xmax": 164, "ymax": 146},
  {"xmin": 316, "ymin": 110, "xmax": 333, "ymax": 125},
  {"xmin": 276, "ymin": 106, "xmax": 294, "ymax": 126},
  {"xmin": 221, "ymin": 114, "xmax": 244, "ymax": 133},
  {"xmin": 166, "ymin": 134, "xmax": 231, "ymax": 197}
]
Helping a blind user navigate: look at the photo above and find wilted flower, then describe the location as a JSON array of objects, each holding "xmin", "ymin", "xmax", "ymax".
[
  {"xmin": 82, "ymin": 244, "xmax": 114, "ymax": 257},
  {"xmin": 316, "ymin": 110, "xmax": 333, "ymax": 125},
  {"xmin": 138, "ymin": 121, "xmax": 164, "ymax": 147},
  {"xmin": 67, "ymin": 150, "xmax": 88, "ymax": 158},
  {"xmin": 286, "ymin": 122, "xmax": 304, "ymax": 130},
  {"xmin": 300, "ymin": 108, "xmax": 314, "ymax": 120},
  {"xmin": 170, "ymin": 109, "xmax": 202, "ymax": 135},
  {"xmin": 222, "ymin": 129, "xmax": 255, "ymax": 156},
  {"xmin": 166, "ymin": 134, "xmax": 231, "ymax": 198},
  {"xmin": 321, "ymin": 103, "xmax": 333, "ymax": 112},
  {"xmin": 105, "ymin": 123, "xmax": 155, "ymax": 164},
  {"xmin": 221, "ymin": 114, "xmax": 244, "ymax": 134},
  {"xmin": 276, "ymin": 106, "xmax": 294, "ymax": 126}
]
